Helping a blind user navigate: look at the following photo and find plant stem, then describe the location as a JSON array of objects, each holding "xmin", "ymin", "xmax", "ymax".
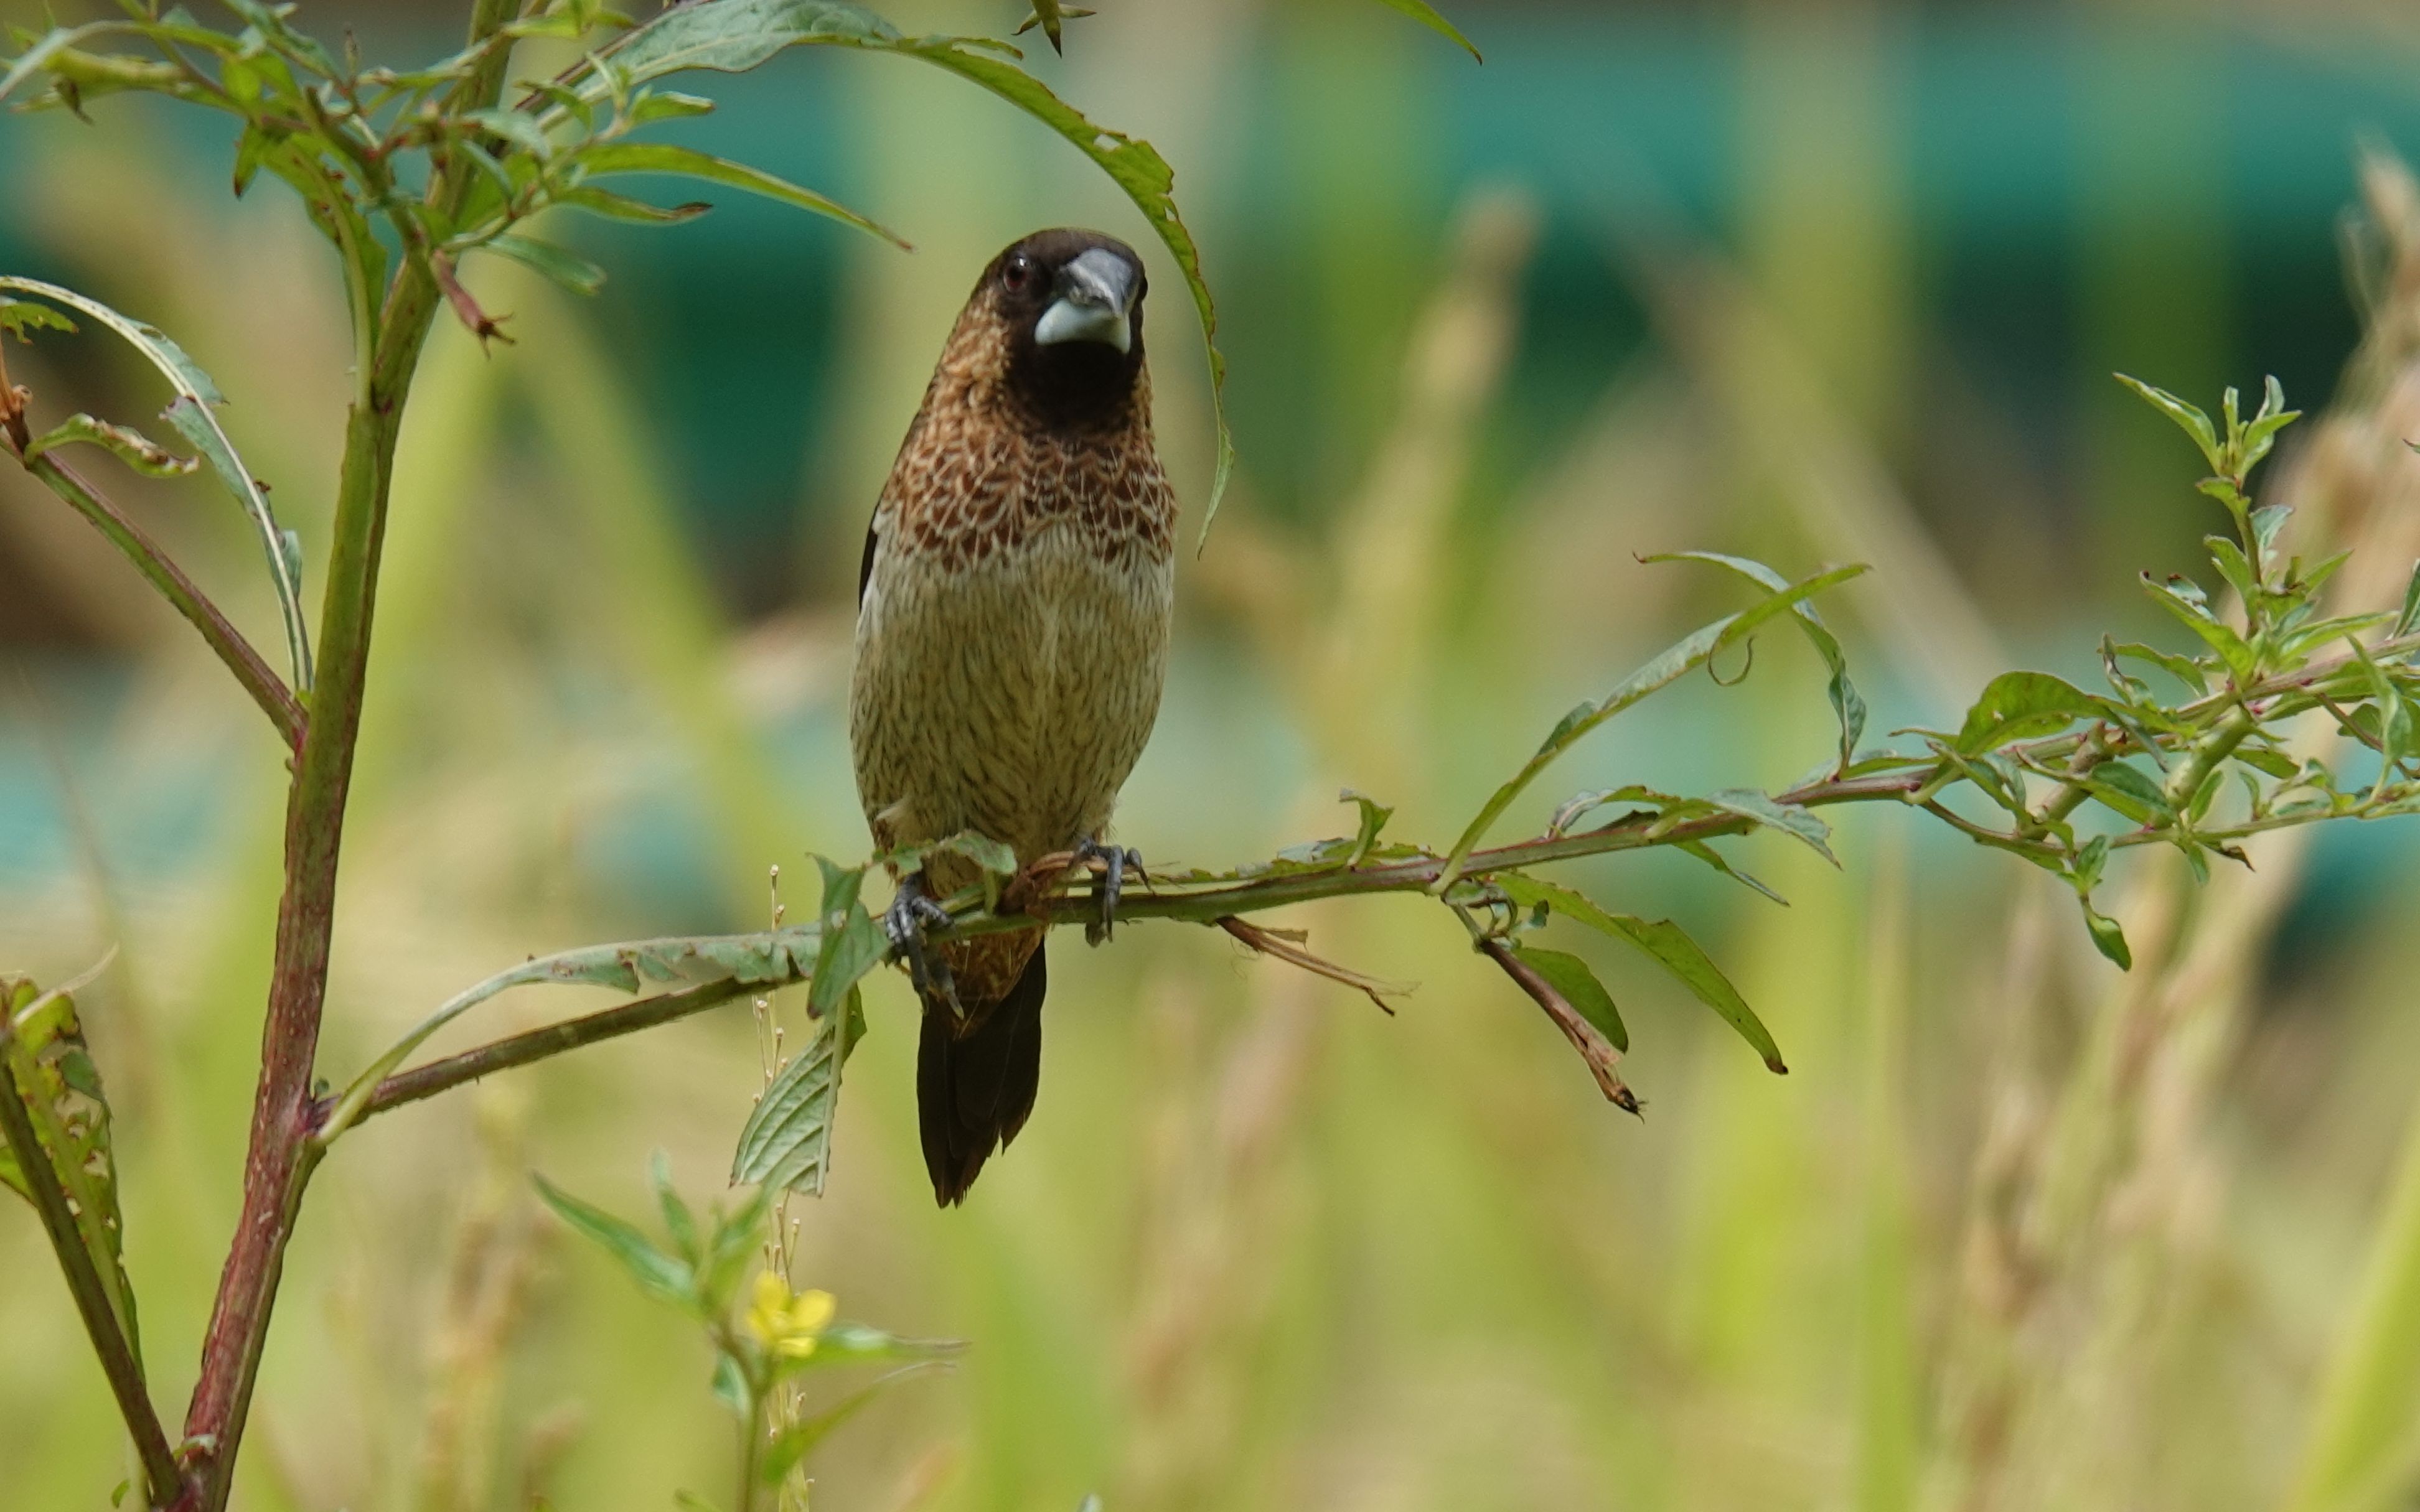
[
  {"xmin": 331, "ymin": 976, "xmax": 762, "ymax": 1125},
  {"xmin": 0, "ymin": 1023, "xmax": 182, "ymax": 1506},
  {"xmin": 173, "ymin": 4, "xmax": 522, "ymax": 1505},
  {"xmin": 10, "ymin": 450, "xmax": 306, "ymax": 747}
]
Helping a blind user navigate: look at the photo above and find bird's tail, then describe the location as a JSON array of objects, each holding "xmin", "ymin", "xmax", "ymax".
[{"xmin": 916, "ymin": 942, "xmax": 1047, "ymax": 1206}]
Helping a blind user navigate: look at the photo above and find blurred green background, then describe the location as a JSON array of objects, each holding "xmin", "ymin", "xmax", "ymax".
[{"xmin": 7, "ymin": 1, "xmax": 2420, "ymax": 1508}]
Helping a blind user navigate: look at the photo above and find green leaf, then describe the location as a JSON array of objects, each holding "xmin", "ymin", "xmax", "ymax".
[
  {"xmin": 466, "ymin": 105, "xmax": 557, "ymax": 157},
  {"xmin": 1011, "ymin": 0, "xmax": 1092, "ymax": 55},
  {"xmin": 0, "ymin": 277, "xmax": 313, "ymax": 692},
  {"xmin": 808, "ymin": 880, "xmax": 885, "ymax": 1023},
  {"xmin": 2081, "ymin": 899, "xmax": 2132, "ymax": 971},
  {"xmin": 2239, "ymin": 374, "xmax": 2299, "ymax": 474},
  {"xmin": 532, "ymin": 1172, "xmax": 698, "ymax": 1310},
  {"xmin": 481, "ymin": 233, "xmax": 609, "ymax": 296},
  {"xmin": 759, "ymin": 1361, "xmax": 950, "ymax": 1485},
  {"xmin": 584, "ymin": 0, "xmax": 1237, "ymax": 537},
  {"xmin": 2107, "ymin": 640, "xmax": 2209, "ymax": 696},
  {"xmin": 1675, "ymin": 839, "xmax": 1788, "ymax": 906},
  {"xmin": 1340, "ymin": 788, "xmax": 1394, "ymax": 866},
  {"xmin": 0, "ymin": 966, "xmax": 140, "ymax": 1355},
  {"xmin": 2207, "ymin": 535, "xmax": 2263, "ymax": 607},
  {"xmin": 2116, "ymin": 373, "xmax": 2222, "ymax": 475},
  {"xmin": 1366, "ymin": 0, "xmax": 1481, "ymax": 60},
  {"xmin": 555, "ymin": 185, "xmax": 713, "ymax": 224},
  {"xmin": 0, "ymin": 295, "xmax": 76, "ymax": 338},
  {"xmin": 2143, "ymin": 574, "xmax": 2257, "ymax": 686},
  {"xmin": 2082, "ymin": 761, "xmax": 2172, "ymax": 824},
  {"xmin": 806, "ymin": 1320, "xmax": 964, "ymax": 1367},
  {"xmin": 1956, "ymin": 670, "xmax": 2102, "ymax": 755},
  {"xmin": 324, "ymin": 923, "xmax": 818, "ymax": 1141},
  {"xmin": 2350, "ymin": 637, "xmax": 2414, "ymax": 799},
  {"xmin": 24, "ymin": 413, "xmax": 197, "ymax": 478},
  {"xmin": 1509, "ymin": 946, "xmax": 1626, "ymax": 1053},
  {"xmin": 2397, "ymin": 559, "xmax": 2420, "ymax": 640},
  {"xmin": 696, "ymin": 1183, "xmax": 772, "ymax": 1310},
  {"xmin": 650, "ymin": 1149, "xmax": 699, "ymax": 1262},
  {"xmin": 1496, "ymin": 875, "xmax": 1787, "ymax": 1074},
  {"xmin": 1704, "ymin": 788, "xmax": 1836, "ymax": 866},
  {"xmin": 574, "ymin": 141, "xmax": 906, "ymax": 247},
  {"xmin": 1648, "ymin": 551, "xmax": 1867, "ymax": 770},
  {"xmin": 1438, "ymin": 561, "xmax": 1867, "ymax": 885},
  {"xmin": 730, "ymin": 986, "xmax": 866, "ymax": 1197}
]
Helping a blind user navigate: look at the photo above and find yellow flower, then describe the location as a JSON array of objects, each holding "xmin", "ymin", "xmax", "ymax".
[{"xmin": 747, "ymin": 1272, "xmax": 836, "ymax": 1360}]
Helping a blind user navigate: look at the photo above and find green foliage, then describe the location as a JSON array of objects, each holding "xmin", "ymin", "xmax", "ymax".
[
  {"xmin": 0, "ymin": 968, "xmax": 138, "ymax": 1354},
  {"xmin": 730, "ymin": 986, "xmax": 866, "ymax": 1197},
  {"xmin": 0, "ymin": 276, "xmax": 311, "ymax": 689},
  {"xmin": 535, "ymin": 1160, "xmax": 955, "ymax": 1511}
]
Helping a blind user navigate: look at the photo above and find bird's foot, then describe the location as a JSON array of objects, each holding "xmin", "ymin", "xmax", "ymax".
[
  {"xmin": 1074, "ymin": 838, "xmax": 1144, "ymax": 946},
  {"xmin": 884, "ymin": 873, "xmax": 960, "ymax": 1016}
]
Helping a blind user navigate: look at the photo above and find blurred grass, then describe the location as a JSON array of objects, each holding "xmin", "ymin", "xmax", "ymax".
[{"xmin": 4, "ymin": 4, "xmax": 2420, "ymax": 1511}]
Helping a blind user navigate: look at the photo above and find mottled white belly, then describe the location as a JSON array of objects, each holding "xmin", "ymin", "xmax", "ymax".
[{"xmin": 851, "ymin": 523, "xmax": 1173, "ymax": 867}]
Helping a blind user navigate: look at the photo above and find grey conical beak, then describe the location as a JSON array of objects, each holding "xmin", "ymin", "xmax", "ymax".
[{"xmin": 1034, "ymin": 246, "xmax": 1137, "ymax": 353}]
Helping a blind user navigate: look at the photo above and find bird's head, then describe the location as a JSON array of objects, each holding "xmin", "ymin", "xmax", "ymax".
[{"xmin": 974, "ymin": 228, "xmax": 1149, "ymax": 434}]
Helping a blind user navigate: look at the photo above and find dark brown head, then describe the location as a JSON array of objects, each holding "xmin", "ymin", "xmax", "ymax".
[{"xmin": 975, "ymin": 227, "xmax": 1149, "ymax": 434}]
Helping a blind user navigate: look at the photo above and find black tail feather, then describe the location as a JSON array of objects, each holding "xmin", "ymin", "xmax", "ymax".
[{"xmin": 917, "ymin": 944, "xmax": 1047, "ymax": 1206}]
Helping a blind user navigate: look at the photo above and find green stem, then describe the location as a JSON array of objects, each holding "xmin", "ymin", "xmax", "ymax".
[
  {"xmin": 172, "ymin": 4, "xmax": 522, "ymax": 1506},
  {"xmin": 0, "ymin": 1021, "xmax": 182, "ymax": 1506},
  {"xmin": 2164, "ymin": 704, "xmax": 2258, "ymax": 813},
  {"xmin": 12, "ymin": 450, "xmax": 305, "ymax": 747}
]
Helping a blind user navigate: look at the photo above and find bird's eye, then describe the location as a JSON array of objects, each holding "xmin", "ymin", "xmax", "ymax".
[{"xmin": 1002, "ymin": 254, "xmax": 1034, "ymax": 292}]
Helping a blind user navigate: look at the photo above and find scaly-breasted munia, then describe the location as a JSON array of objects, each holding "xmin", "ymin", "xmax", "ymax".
[{"xmin": 850, "ymin": 228, "xmax": 1176, "ymax": 1205}]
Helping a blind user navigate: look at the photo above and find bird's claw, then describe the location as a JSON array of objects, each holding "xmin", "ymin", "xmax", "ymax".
[
  {"xmin": 1075, "ymin": 838, "xmax": 1143, "ymax": 946},
  {"xmin": 884, "ymin": 874, "xmax": 960, "ymax": 1016}
]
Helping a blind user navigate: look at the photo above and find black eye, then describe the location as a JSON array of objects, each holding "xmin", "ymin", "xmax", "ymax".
[{"xmin": 1002, "ymin": 254, "xmax": 1035, "ymax": 292}]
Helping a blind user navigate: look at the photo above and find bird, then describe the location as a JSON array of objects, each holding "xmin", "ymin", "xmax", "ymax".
[{"xmin": 849, "ymin": 228, "xmax": 1176, "ymax": 1206}]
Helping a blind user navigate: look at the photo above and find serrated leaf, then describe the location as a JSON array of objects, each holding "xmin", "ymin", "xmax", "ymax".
[
  {"xmin": 532, "ymin": 1172, "xmax": 698, "ymax": 1310},
  {"xmin": 730, "ymin": 987, "xmax": 865, "ymax": 1197},
  {"xmin": 1956, "ymin": 670, "xmax": 2102, "ymax": 755},
  {"xmin": 575, "ymin": 141, "xmax": 906, "ymax": 246},
  {"xmin": 1495, "ymin": 875, "xmax": 1786, "ymax": 1073},
  {"xmin": 481, "ymin": 233, "xmax": 608, "ymax": 296},
  {"xmin": 24, "ymin": 413, "xmax": 197, "ymax": 477},
  {"xmin": 1366, "ymin": 0, "xmax": 1481, "ymax": 60},
  {"xmin": 0, "ymin": 295, "xmax": 76, "ymax": 338},
  {"xmin": 0, "ymin": 968, "xmax": 139, "ymax": 1353},
  {"xmin": 1509, "ymin": 946, "xmax": 1626, "ymax": 1052}
]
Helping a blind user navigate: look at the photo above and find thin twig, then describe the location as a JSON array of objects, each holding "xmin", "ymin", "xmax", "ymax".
[
  {"xmin": 0, "ymin": 1019, "xmax": 184, "ymax": 1505},
  {"xmin": 1216, "ymin": 916, "xmax": 1407, "ymax": 1014},
  {"xmin": 11, "ymin": 450, "xmax": 306, "ymax": 747},
  {"xmin": 322, "ymin": 976, "xmax": 760, "ymax": 1126},
  {"xmin": 1477, "ymin": 937, "xmax": 1639, "ymax": 1114}
]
